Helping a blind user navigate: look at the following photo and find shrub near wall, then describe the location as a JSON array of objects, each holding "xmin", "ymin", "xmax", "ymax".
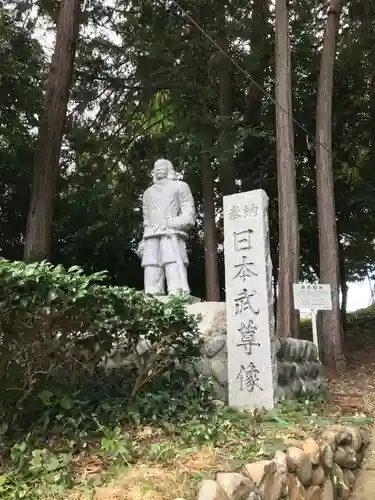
[{"xmin": 0, "ymin": 260, "xmax": 202, "ymax": 430}]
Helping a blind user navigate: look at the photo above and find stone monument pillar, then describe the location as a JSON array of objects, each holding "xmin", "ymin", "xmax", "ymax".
[
  {"xmin": 223, "ymin": 189, "xmax": 277, "ymax": 409},
  {"xmin": 137, "ymin": 158, "xmax": 197, "ymax": 299}
]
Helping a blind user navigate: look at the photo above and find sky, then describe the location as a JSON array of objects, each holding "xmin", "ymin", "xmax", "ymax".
[{"xmin": 346, "ymin": 279, "xmax": 373, "ymax": 311}]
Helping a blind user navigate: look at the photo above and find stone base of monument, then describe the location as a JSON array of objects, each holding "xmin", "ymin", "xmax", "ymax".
[
  {"xmin": 187, "ymin": 302, "xmax": 326, "ymax": 405},
  {"xmin": 154, "ymin": 295, "xmax": 201, "ymax": 304},
  {"xmin": 100, "ymin": 300, "xmax": 325, "ymax": 406}
]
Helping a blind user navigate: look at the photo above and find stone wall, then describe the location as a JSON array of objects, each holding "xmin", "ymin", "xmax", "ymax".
[
  {"xmin": 276, "ymin": 338, "xmax": 325, "ymax": 401},
  {"xmin": 101, "ymin": 302, "xmax": 324, "ymax": 405},
  {"xmin": 190, "ymin": 302, "xmax": 325, "ymax": 403},
  {"xmin": 197, "ymin": 425, "xmax": 370, "ymax": 500}
]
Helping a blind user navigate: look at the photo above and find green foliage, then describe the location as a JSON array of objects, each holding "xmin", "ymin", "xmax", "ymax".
[
  {"xmin": 0, "ymin": 383, "xmax": 356, "ymax": 499},
  {"xmin": 2, "ymin": 0, "xmax": 375, "ymax": 294},
  {"xmin": 0, "ymin": 260, "xmax": 202, "ymax": 431}
]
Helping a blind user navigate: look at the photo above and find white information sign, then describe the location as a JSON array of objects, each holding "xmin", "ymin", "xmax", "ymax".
[
  {"xmin": 293, "ymin": 284, "xmax": 332, "ymax": 311},
  {"xmin": 293, "ymin": 283, "xmax": 332, "ymax": 357}
]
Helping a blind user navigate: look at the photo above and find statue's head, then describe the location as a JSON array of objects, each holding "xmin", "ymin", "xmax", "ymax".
[{"xmin": 152, "ymin": 158, "xmax": 177, "ymax": 183}]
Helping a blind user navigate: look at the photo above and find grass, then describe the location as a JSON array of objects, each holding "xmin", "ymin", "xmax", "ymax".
[
  {"xmin": 63, "ymin": 399, "xmax": 370, "ymax": 500},
  {"xmin": 1, "ymin": 305, "xmax": 375, "ymax": 500},
  {"xmin": 57, "ymin": 399, "xmax": 369, "ymax": 500}
]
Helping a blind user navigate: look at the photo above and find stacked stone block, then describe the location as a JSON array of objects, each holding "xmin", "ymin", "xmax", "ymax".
[
  {"xmin": 276, "ymin": 338, "xmax": 325, "ymax": 400},
  {"xmin": 197, "ymin": 425, "xmax": 370, "ymax": 500}
]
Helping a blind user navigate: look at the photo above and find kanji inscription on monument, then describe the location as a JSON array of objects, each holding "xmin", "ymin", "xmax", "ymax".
[{"xmin": 223, "ymin": 189, "xmax": 277, "ymax": 410}]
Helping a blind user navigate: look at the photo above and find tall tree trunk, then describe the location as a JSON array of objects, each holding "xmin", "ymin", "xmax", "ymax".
[
  {"xmin": 24, "ymin": 0, "xmax": 82, "ymax": 262},
  {"xmin": 370, "ymin": 74, "xmax": 375, "ymax": 166},
  {"xmin": 192, "ymin": 0, "xmax": 221, "ymax": 301},
  {"xmin": 275, "ymin": 0, "xmax": 300, "ymax": 338},
  {"xmin": 202, "ymin": 152, "xmax": 220, "ymax": 301},
  {"xmin": 248, "ymin": 0, "xmax": 271, "ymax": 121},
  {"xmin": 273, "ymin": 269, "xmax": 278, "ymax": 321},
  {"xmin": 338, "ymin": 240, "xmax": 348, "ymax": 335},
  {"xmin": 315, "ymin": 0, "xmax": 346, "ymax": 372},
  {"xmin": 217, "ymin": 18, "xmax": 236, "ymax": 196}
]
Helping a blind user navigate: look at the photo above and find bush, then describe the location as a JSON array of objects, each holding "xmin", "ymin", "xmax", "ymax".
[{"xmin": 0, "ymin": 260, "xmax": 202, "ymax": 432}]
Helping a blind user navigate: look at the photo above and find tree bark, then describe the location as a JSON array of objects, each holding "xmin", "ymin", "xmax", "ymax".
[
  {"xmin": 338, "ymin": 240, "xmax": 348, "ymax": 334},
  {"xmin": 192, "ymin": 0, "xmax": 221, "ymax": 301},
  {"xmin": 248, "ymin": 0, "xmax": 271, "ymax": 121},
  {"xmin": 217, "ymin": 14, "xmax": 236, "ymax": 196},
  {"xmin": 315, "ymin": 0, "xmax": 346, "ymax": 372},
  {"xmin": 24, "ymin": 0, "xmax": 82, "ymax": 261},
  {"xmin": 370, "ymin": 74, "xmax": 375, "ymax": 166},
  {"xmin": 275, "ymin": 0, "xmax": 300, "ymax": 338},
  {"xmin": 202, "ymin": 152, "xmax": 220, "ymax": 301}
]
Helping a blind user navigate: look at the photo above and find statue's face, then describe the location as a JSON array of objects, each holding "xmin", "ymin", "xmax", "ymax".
[{"xmin": 153, "ymin": 160, "xmax": 169, "ymax": 180}]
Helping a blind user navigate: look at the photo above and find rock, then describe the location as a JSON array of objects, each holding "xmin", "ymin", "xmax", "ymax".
[
  {"xmin": 321, "ymin": 430, "xmax": 338, "ymax": 452},
  {"xmin": 285, "ymin": 438, "xmax": 305, "ymax": 450},
  {"xmin": 287, "ymin": 446, "xmax": 313, "ymax": 485},
  {"xmin": 328, "ymin": 425, "xmax": 352, "ymax": 446},
  {"xmin": 197, "ymin": 479, "xmax": 227, "ymax": 500},
  {"xmin": 334, "ymin": 446, "xmax": 357, "ymax": 469},
  {"xmin": 320, "ymin": 442, "xmax": 333, "ymax": 470},
  {"xmin": 277, "ymin": 361, "xmax": 296, "ymax": 383},
  {"xmin": 307, "ymin": 342, "xmax": 319, "ymax": 361},
  {"xmin": 204, "ymin": 337, "xmax": 226, "ymax": 358},
  {"xmin": 247, "ymin": 493, "xmax": 262, "ymax": 500},
  {"xmin": 290, "ymin": 378, "xmax": 303, "ymax": 395},
  {"xmin": 321, "ymin": 478, "xmax": 334, "ymax": 500},
  {"xmin": 258, "ymin": 460, "xmax": 287, "ymax": 500},
  {"xmin": 274, "ymin": 336, "xmax": 282, "ymax": 355},
  {"xmin": 288, "ymin": 474, "xmax": 307, "ymax": 500},
  {"xmin": 210, "ymin": 359, "xmax": 228, "ymax": 387},
  {"xmin": 186, "ymin": 302, "xmax": 226, "ymax": 339},
  {"xmin": 332, "ymin": 463, "xmax": 344, "ymax": 483},
  {"xmin": 303, "ymin": 438, "xmax": 321, "ymax": 465},
  {"xmin": 325, "ymin": 425, "xmax": 362, "ymax": 451},
  {"xmin": 304, "ymin": 361, "xmax": 322, "ymax": 379},
  {"xmin": 242, "ymin": 460, "xmax": 270, "ymax": 485},
  {"xmin": 333, "ymin": 463, "xmax": 349, "ymax": 500},
  {"xmin": 311, "ymin": 465, "xmax": 325, "ymax": 485},
  {"xmin": 294, "ymin": 362, "xmax": 305, "ymax": 379},
  {"xmin": 303, "ymin": 379, "xmax": 323, "ymax": 394},
  {"xmin": 279, "ymin": 338, "xmax": 301, "ymax": 362},
  {"xmin": 347, "ymin": 427, "xmax": 362, "ymax": 451},
  {"xmin": 274, "ymin": 450, "xmax": 288, "ymax": 472},
  {"xmin": 360, "ymin": 428, "xmax": 371, "ymax": 447},
  {"xmin": 276, "ymin": 385, "xmax": 286, "ymax": 401},
  {"xmin": 342, "ymin": 469, "xmax": 355, "ymax": 489},
  {"xmin": 306, "ymin": 485, "xmax": 322, "ymax": 500},
  {"xmin": 356, "ymin": 449, "xmax": 365, "ymax": 467},
  {"xmin": 274, "ymin": 451, "xmax": 289, "ymax": 496},
  {"xmin": 284, "ymin": 386, "xmax": 295, "ymax": 399},
  {"xmin": 215, "ymin": 473, "xmax": 253, "ymax": 500}
]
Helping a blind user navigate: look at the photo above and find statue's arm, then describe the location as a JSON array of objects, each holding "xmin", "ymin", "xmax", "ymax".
[
  {"xmin": 142, "ymin": 191, "xmax": 150, "ymax": 229},
  {"xmin": 168, "ymin": 182, "xmax": 195, "ymax": 230}
]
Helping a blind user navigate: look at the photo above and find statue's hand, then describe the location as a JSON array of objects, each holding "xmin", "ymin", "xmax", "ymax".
[{"xmin": 167, "ymin": 218, "xmax": 185, "ymax": 231}]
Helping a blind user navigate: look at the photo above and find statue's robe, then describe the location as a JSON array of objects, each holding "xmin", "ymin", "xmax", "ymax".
[{"xmin": 141, "ymin": 179, "xmax": 195, "ymax": 268}]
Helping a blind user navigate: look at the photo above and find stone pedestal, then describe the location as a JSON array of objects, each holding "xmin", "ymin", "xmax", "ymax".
[
  {"xmin": 223, "ymin": 189, "xmax": 277, "ymax": 409},
  {"xmin": 154, "ymin": 295, "xmax": 201, "ymax": 304}
]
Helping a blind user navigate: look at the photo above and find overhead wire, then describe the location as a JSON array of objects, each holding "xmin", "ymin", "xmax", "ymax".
[{"xmin": 162, "ymin": 0, "xmax": 375, "ymax": 191}]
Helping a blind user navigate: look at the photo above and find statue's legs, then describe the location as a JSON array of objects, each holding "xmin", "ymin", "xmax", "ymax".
[
  {"xmin": 165, "ymin": 263, "xmax": 190, "ymax": 296},
  {"xmin": 144, "ymin": 265, "xmax": 165, "ymax": 295}
]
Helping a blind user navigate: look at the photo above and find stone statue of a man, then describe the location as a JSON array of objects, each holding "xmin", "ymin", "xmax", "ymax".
[{"xmin": 137, "ymin": 158, "xmax": 196, "ymax": 296}]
